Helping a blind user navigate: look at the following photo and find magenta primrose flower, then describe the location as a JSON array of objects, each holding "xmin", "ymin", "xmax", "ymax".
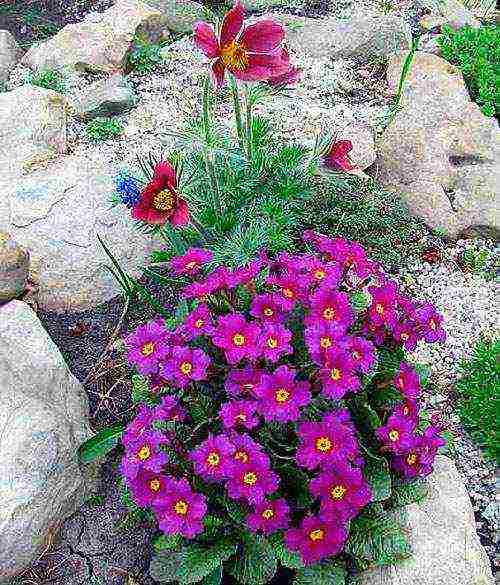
[
  {"xmin": 319, "ymin": 347, "xmax": 360, "ymax": 399},
  {"xmin": 190, "ymin": 434, "xmax": 235, "ymax": 482},
  {"xmin": 392, "ymin": 320, "xmax": 420, "ymax": 351},
  {"xmin": 124, "ymin": 320, "xmax": 170, "ymax": 375},
  {"xmin": 212, "ymin": 313, "xmax": 261, "ymax": 364},
  {"xmin": 153, "ymin": 395, "xmax": 186, "ymax": 423},
  {"xmin": 254, "ymin": 365, "xmax": 311, "ymax": 423},
  {"xmin": 121, "ymin": 430, "xmax": 169, "ymax": 479},
  {"xmin": 225, "ymin": 256, "xmax": 267, "ymax": 288},
  {"xmin": 250, "ymin": 293, "xmax": 287, "ymax": 322},
  {"xmin": 153, "ymin": 477, "xmax": 207, "ymax": 538},
  {"xmin": 122, "ymin": 405, "xmax": 155, "ymax": 445},
  {"xmin": 226, "ymin": 461, "xmax": 280, "ymax": 505},
  {"xmin": 285, "ymin": 515, "xmax": 348, "ymax": 565},
  {"xmin": 182, "ymin": 303, "xmax": 215, "ymax": 339},
  {"xmin": 304, "ymin": 322, "xmax": 344, "ymax": 365},
  {"xmin": 296, "ymin": 412, "xmax": 359, "ymax": 471},
  {"xmin": 302, "ymin": 255, "xmax": 342, "ymax": 289},
  {"xmin": 225, "ymin": 364, "xmax": 264, "ymax": 397},
  {"xmin": 230, "ymin": 433, "xmax": 270, "ymax": 468},
  {"xmin": 128, "ymin": 469, "xmax": 169, "ymax": 507},
  {"xmin": 161, "ymin": 346, "xmax": 210, "ymax": 388},
  {"xmin": 247, "ymin": 498, "xmax": 290, "ymax": 535},
  {"xmin": 392, "ymin": 426, "xmax": 445, "ymax": 479},
  {"xmin": 309, "ymin": 462, "xmax": 372, "ymax": 522},
  {"xmin": 266, "ymin": 272, "xmax": 307, "ymax": 310},
  {"xmin": 169, "ymin": 247, "xmax": 213, "ymax": 276},
  {"xmin": 415, "ymin": 303, "xmax": 446, "ymax": 343},
  {"xmin": 394, "ymin": 362, "xmax": 421, "ymax": 400},
  {"xmin": 393, "ymin": 398, "xmax": 420, "ymax": 428},
  {"xmin": 344, "ymin": 336, "xmax": 376, "ymax": 374},
  {"xmin": 220, "ymin": 399, "xmax": 260, "ymax": 430},
  {"xmin": 376, "ymin": 413, "xmax": 415, "ymax": 455},
  {"xmin": 182, "ymin": 266, "xmax": 229, "ymax": 299},
  {"xmin": 306, "ymin": 288, "xmax": 354, "ymax": 331},
  {"xmin": 368, "ymin": 282, "xmax": 399, "ymax": 329},
  {"xmin": 258, "ymin": 322, "xmax": 293, "ymax": 362}
]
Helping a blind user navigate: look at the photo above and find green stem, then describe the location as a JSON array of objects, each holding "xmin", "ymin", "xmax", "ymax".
[
  {"xmin": 244, "ymin": 85, "xmax": 253, "ymax": 161},
  {"xmin": 202, "ymin": 75, "xmax": 212, "ymax": 145},
  {"xmin": 229, "ymin": 75, "xmax": 245, "ymax": 150},
  {"xmin": 202, "ymin": 74, "xmax": 223, "ymax": 216}
]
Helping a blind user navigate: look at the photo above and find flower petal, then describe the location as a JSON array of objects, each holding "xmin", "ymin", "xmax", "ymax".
[
  {"xmin": 193, "ymin": 21, "xmax": 219, "ymax": 58},
  {"xmin": 220, "ymin": 0, "xmax": 244, "ymax": 47},
  {"xmin": 212, "ymin": 58, "xmax": 226, "ymax": 88},
  {"xmin": 240, "ymin": 20, "xmax": 285, "ymax": 52},
  {"xmin": 233, "ymin": 52, "xmax": 288, "ymax": 81},
  {"xmin": 170, "ymin": 199, "xmax": 190, "ymax": 226},
  {"xmin": 153, "ymin": 161, "xmax": 177, "ymax": 189}
]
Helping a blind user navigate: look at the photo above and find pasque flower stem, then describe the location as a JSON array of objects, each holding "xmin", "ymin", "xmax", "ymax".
[{"xmin": 229, "ymin": 74, "xmax": 245, "ymax": 151}]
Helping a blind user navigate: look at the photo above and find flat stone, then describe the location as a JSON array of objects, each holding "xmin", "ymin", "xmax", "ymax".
[
  {"xmin": 282, "ymin": 14, "xmax": 412, "ymax": 61},
  {"xmin": 143, "ymin": 0, "xmax": 214, "ymax": 33},
  {"xmin": 73, "ymin": 73, "xmax": 139, "ymax": 120},
  {"xmin": 0, "ymin": 232, "xmax": 29, "ymax": 304},
  {"xmin": 0, "ymin": 155, "xmax": 156, "ymax": 312},
  {"xmin": 0, "ymin": 30, "xmax": 23, "ymax": 84},
  {"xmin": 21, "ymin": 0, "xmax": 171, "ymax": 73},
  {"xmin": 359, "ymin": 456, "xmax": 494, "ymax": 585},
  {"xmin": 0, "ymin": 300, "xmax": 95, "ymax": 582}
]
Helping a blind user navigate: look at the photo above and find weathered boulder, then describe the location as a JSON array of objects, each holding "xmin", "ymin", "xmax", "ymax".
[
  {"xmin": 21, "ymin": 0, "xmax": 171, "ymax": 74},
  {"xmin": 359, "ymin": 456, "xmax": 494, "ymax": 585},
  {"xmin": 0, "ymin": 232, "xmax": 29, "ymax": 304},
  {"xmin": 375, "ymin": 51, "xmax": 499, "ymax": 237},
  {"xmin": 144, "ymin": 0, "xmax": 214, "ymax": 33},
  {"xmin": 0, "ymin": 30, "xmax": 23, "ymax": 84},
  {"xmin": 73, "ymin": 73, "xmax": 139, "ymax": 120},
  {"xmin": 282, "ymin": 14, "xmax": 412, "ymax": 61},
  {"xmin": 0, "ymin": 85, "xmax": 68, "ymax": 181},
  {"xmin": 0, "ymin": 155, "xmax": 155, "ymax": 312},
  {"xmin": 417, "ymin": 0, "xmax": 481, "ymax": 30},
  {"xmin": 0, "ymin": 300, "xmax": 94, "ymax": 582},
  {"xmin": 337, "ymin": 123, "xmax": 376, "ymax": 171}
]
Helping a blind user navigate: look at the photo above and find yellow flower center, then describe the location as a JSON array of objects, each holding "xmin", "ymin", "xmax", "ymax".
[
  {"xmin": 315, "ymin": 437, "xmax": 332, "ymax": 452},
  {"xmin": 275, "ymin": 388, "xmax": 290, "ymax": 403},
  {"xmin": 243, "ymin": 472, "xmax": 258, "ymax": 485},
  {"xmin": 406, "ymin": 452, "xmax": 417, "ymax": 465},
  {"xmin": 233, "ymin": 333, "xmax": 246, "ymax": 346},
  {"xmin": 330, "ymin": 485, "xmax": 347, "ymax": 500},
  {"xmin": 206, "ymin": 451, "xmax": 220, "ymax": 466},
  {"xmin": 389, "ymin": 430, "xmax": 400, "ymax": 442},
  {"xmin": 401, "ymin": 333, "xmax": 409, "ymax": 340},
  {"xmin": 236, "ymin": 413, "xmax": 247, "ymax": 422},
  {"xmin": 263, "ymin": 308, "xmax": 274, "ymax": 317},
  {"xmin": 174, "ymin": 500, "xmax": 189, "ymax": 515},
  {"xmin": 242, "ymin": 383, "xmax": 254, "ymax": 392},
  {"xmin": 309, "ymin": 529, "xmax": 324, "ymax": 542},
  {"xmin": 141, "ymin": 342, "xmax": 155, "ymax": 356},
  {"xmin": 137, "ymin": 445, "xmax": 151, "ymax": 460},
  {"xmin": 262, "ymin": 508, "xmax": 274, "ymax": 520},
  {"xmin": 153, "ymin": 189, "xmax": 175, "ymax": 212},
  {"xmin": 234, "ymin": 450, "xmax": 249, "ymax": 463},
  {"xmin": 352, "ymin": 351, "xmax": 361, "ymax": 359},
  {"xmin": 403, "ymin": 406, "xmax": 410, "ymax": 415},
  {"xmin": 330, "ymin": 368, "xmax": 341, "ymax": 381},
  {"xmin": 180, "ymin": 361, "xmax": 193, "ymax": 375},
  {"xmin": 185, "ymin": 261, "xmax": 198, "ymax": 270},
  {"xmin": 195, "ymin": 319, "xmax": 204, "ymax": 328},
  {"xmin": 429, "ymin": 319, "xmax": 437, "ymax": 330},
  {"xmin": 375, "ymin": 303, "xmax": 385, "ymax": 315},
  {"xmin": 220, "ymin": 40, "xmax": 249, "ymax": 71},
  {"xmin": 320, "ymin": 336, "xmax": 332, "ymax": 349},
  {"xmin": 282, "ymin": 288, "xmax": 294, "ymax": 299},
  {"xmin": 314, "ymin": 269, "xmax": 326, "ymax": 280},
  {"xmin": 149, "ymin": 479, "xmax": 161, "ymax": 492},
  {"xmin": 323, "ymin": 307, "xmax": 335, "ymax": 320},
  {"xmin": 267, "ymin": 337, "xmax": 278, "ymax": 348}
]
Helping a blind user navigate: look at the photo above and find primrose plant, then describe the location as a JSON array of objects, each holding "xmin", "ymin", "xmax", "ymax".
[{"xmin": 81, "ymin": 2, "xmax": 449, "ymax": 584}]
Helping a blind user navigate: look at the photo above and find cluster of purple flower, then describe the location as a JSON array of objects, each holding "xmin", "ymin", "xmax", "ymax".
[{"xmin": 120, "ymin": 232, "xmax": 446, "ymax": 565}]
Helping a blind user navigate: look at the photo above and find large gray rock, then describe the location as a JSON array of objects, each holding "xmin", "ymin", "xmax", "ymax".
[
  {"xmin": 0, "ymin": 300, "xmax": 94, "ymax": 582},
  {"xmin": 417, "ymin": 0, "xmax": 481, "ymax": 29},
  {"xmin": 0, "ymin": 30, "xmax": 23, "ymax": 84},
  {"xmin": 0, "ymin": 155, "xmax": 156, "ymax": 312},
  {"xmin": 0, "ymin": 85, "xmax": 68, "ymax": 182},
  {"xmin": 144, "ymin": 0, "xmax": 214, "ymax": 33},
  {"xmin": 283, "ymin": 14, "xmax": 412, "ymax": 61},
  {"xmin": 21, "ymin": 0, "xmax": 171, "ymax": 73},
  {"xmin": 73, "ymin": 73, "xmax": 139, "ymax": 120},
  {"xmin": 359, "ymin": 456, "xmax": 494, "ymax": 585},
  {"xmin": 0, "ymin": 232, "xmax": 29, "ymax": 304},
  {"xmin": 375, "ymin": 51, "xmax": 499, "ymax": 238}
]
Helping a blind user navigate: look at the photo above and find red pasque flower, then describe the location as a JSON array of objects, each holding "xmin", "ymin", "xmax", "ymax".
[
  {"xmin": 324, "ymin": 140, "xmax": 356, "ymax": 172},
  {"xmin": 131, "ymin": 161, "xmax": 189, "ymax": 226},
  {"xmin": 193, "ymin": 0, "xmax": 292, "ymax": 88}
]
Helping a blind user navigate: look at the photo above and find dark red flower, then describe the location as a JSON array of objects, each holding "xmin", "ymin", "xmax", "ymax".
[
  {"xmin": 324, "ymin": 140, "xmax": 356, "ymax": 172},
  {"xmin": 193, "ymin": 0, "xmax": 292, "ymax": 87},
  {"xmin": 131, "ymin": 162, "xmax": 189, "ymax": 226}
]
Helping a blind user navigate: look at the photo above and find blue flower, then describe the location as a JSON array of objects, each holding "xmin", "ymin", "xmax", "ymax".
[{"xmin": 116, "ymin": 170, "xmax": 141, "ymax": 207}]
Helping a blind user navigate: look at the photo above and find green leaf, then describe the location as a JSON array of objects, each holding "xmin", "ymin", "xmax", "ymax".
[
  {"xmin": 154, "ymin": 533, "xmax": 184, "ymax": 552},
  {"xmin": 388, "ymin": 480, "xmax": 428, "ymax": 509},
  {"xmin": 363, "ymin": 457, "xmax": 392, "ymax": 502},
  {"xmin": 177, "ymin": 540, "xmax": 237, "ymax": 584},
  {"xmin": 149, "ymin": 549, "xmax": 184, "ymax": 583},
  {"xmin": 227, "ymin": 534, "xmax": 277, "ymax": 585},
  {"xmin": 200, "ymin": 566, "xmax": 223, "ymax": 585},
  {"xmin": 345, "ymin": 509, "xmax": 411, "ymax": 569},
  {"xmin": 293, "ymin": 560, "xmax": 347, "ymax": 585},
  {"xmin": 349, "ymin": 290, "xmax": 371, "ymax": 313},
  {"xmin": 413, "ymin": 363, "xmax": 430, "ymax": 387},
  {"xmin": 77, "ymin": 423, "xmax": 124, "ymax": 463},
  {"xmin": 268, "ymin": 533, "xmax": 304, "ymax": 570},
  {"xmin": 224, "ymin": 496, "xmax": 249, "ymax": 524}
]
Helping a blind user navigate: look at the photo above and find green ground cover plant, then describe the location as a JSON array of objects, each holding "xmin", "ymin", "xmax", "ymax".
[
  {"xmin": 27, "ymin": 68, "xmax": 66, "ymax": 93},
  {"xmin": 438, "ymin": 24, "xmax": 500, "ymax": 118},
  {"xmin": 86, "ymin": 117, "xmax": 124, "ymax": 141},
  {"xmin": 456, "ymin": 338, "xmax": 500, "ymax": 464}
]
